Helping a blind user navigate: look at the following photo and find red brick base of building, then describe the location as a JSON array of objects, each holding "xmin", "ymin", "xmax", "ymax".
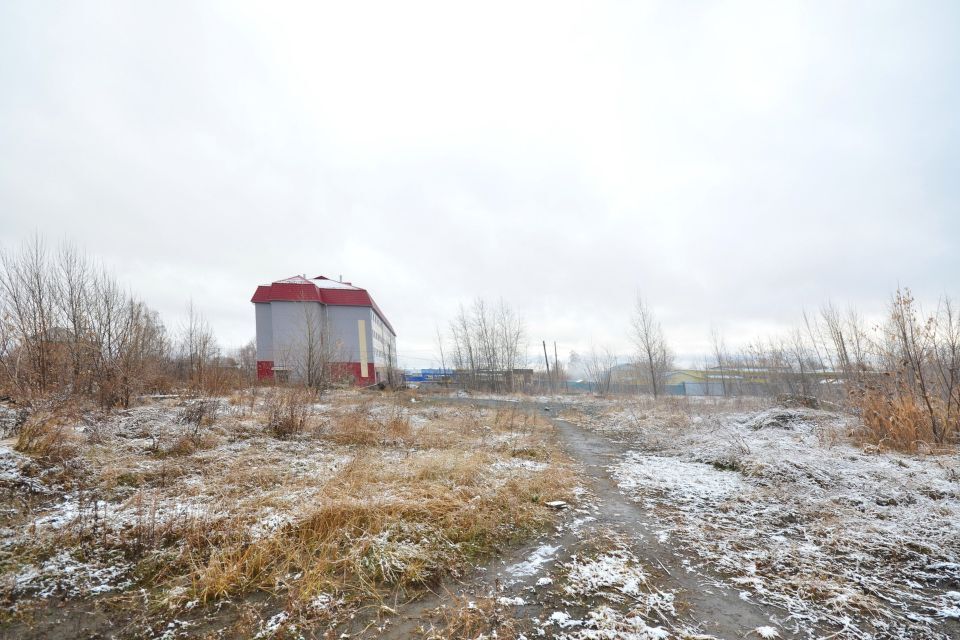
[{"xmin": 256, "ymin": 360, "xmax": 377, "ymax": 386}]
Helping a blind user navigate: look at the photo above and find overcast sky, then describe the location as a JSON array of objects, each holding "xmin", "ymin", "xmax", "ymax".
[{"xmin": 1, "ymin": 1, "xmax": 958, "ymax": 368}]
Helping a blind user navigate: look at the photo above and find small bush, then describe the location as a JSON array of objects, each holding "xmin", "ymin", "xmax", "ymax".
[
  {"xmin": 265, "ymin": 389, "xmax": 312, "ymax": 439},
  {"xmin": 328, "ymin": 403, "xmax": 412, "ymax": 446},
  {"xmin": 178, "ymin": 398, "xmax": 219, "ymax": 426},
  {"xmin": 328, "ymin": 409, "xmax": 378, "ymax": 445},
  {"xmin": 857, "ymin": 390, "xmax": 937, "ymax": 452},
  {"xmin": 15, "ymin": 409, "xmax": 81, "ymax": 462}
]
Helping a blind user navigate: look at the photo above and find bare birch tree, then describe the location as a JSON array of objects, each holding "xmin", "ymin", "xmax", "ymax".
[
  {"xmin": 583, "ymin": 347, "xmax": 617, "ymax": 396},
  {"xmin": 180, "ymin": 300, "xmax": 218, "ymax": 391},
  {"xmin": 0, "ymin": 236, "xmax": 57, "ymax": 394},
  {"xmin": 447, "ymin": 298, "xmax": 526, "ymax": 391},
  {"xmin": 629, "ymin": 294, "xmax": 673, "ymax": 398},
  {"xmin": 710, "ymin": 326, "xmax": 729, "ymax": 396}
]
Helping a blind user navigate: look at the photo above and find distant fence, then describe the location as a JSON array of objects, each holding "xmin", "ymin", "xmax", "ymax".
[{"xmin": 584, "ymin": 381, "xmax": 780, "ymax": 397}]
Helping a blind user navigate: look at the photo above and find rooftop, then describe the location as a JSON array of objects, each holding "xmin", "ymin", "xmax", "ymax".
[{"xmin": 251, "ymin": 275, "xmax": 396, "ymax": 335}]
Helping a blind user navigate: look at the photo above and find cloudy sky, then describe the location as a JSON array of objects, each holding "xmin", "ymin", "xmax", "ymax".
[{"xmin": 2, "ymin": 1, "xmax": 958, "ymax": 368}]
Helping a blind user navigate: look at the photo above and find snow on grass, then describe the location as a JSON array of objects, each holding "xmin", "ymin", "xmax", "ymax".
[
  {"xmin": 608, "ymin": 406, "xmax": 960, "ymax": 639},
  {"xmin": 2, "ymin": 392, "xmax": 572, "ymax": 637},
  {"xmin": 13, "ymin": 549, "xmax": 134, "ymax": 598},
  {"xmin": 549, "ymin": 610, "xmax": 583, "ymax": 628},
  {"xmin": 0, "ymin": 440, "xmax": 46, "ymax": 494},
  {"xmin": 553, "ymin": 606, "xmax": 669, "ymax": 640},
  {"xmin": 614, "ymin": 455, "xmax": 744, "ymax": 509},
  {"xmin": 564, "ymin": 549, "xmax": 649, "ymax": 600},
  {"xmin": 253, "ymin": 611, "xmax": 290, "ymax": 639},
  {"xmin": 0, "ymin": 406, "xmax": 25, "ymax": 438},
  {"xmin": 492, "ymin": 458, "xmax": 549, "ymax": 472},
  {"xmin": 506, "ymin": 544, "xmax": 561, "ymax": 580},
  {"xmin": 934, "ymin": 591, "xmax": 960, "ymax": 620},
  {"xmin": 561, "ymin": 546, "xmax": 676, "ymax": 623}
]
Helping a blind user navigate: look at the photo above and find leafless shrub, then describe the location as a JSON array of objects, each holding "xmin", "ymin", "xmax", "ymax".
[
  {"xmin": 630, "ymin": 294, "xmax": 674, "ymax": 398},
  {"xmin": 14, "ymin": 406, "xmax": 82, "ymax": 462},
  {"xmin": 178, "ymin": 398, "xmax": 219, "ymax": 427},
  {"xmin": 0, "ymin": 236, "xmax": 173, "ymax": 408},
  {"xmin": 444, "ymin": 298, "xmax": 527, "ymax": 393},
  {"xmin": 264, "ymin": 388, "xmax": 312, "ymax": 438},
  {"xmin": 583, "ymin": 347, "xmax": 617, "ymax": 396},
  {"xmin": 856, "ymin": 388, "xmax": 939, "ymax": 452}
]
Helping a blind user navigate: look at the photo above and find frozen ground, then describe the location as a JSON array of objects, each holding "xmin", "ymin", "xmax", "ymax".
[
  {"xmin": 3, "ymin": 393, "xmax": 958, "ymax": 639},
  {"xmin": 563, "ymin": 400, "xmax": 960, "ymax": 639},
  {"xmin": 0, "ymin": 392, "xmax": 573, "ymax": 639},
  {"xmin": 398, "ymin": 395, "xmax": 959, "ymax": 640}
]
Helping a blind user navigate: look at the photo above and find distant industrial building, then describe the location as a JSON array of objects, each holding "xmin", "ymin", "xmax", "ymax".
[{"xmin": 251, "ymin": 275, "xmax": 397, "ymax": 386}]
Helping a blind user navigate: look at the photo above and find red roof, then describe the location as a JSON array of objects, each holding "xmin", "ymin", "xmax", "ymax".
[{"xmin": 251, "ymin": 275, "xmax": 396, "ymax": 336}]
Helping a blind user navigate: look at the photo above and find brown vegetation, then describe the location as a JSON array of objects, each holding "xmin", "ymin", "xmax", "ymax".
[
  {"xmin": 0, "ymin": 237, "xmax": 257, "ymax": 410},
  {"xmin": 1, "ymin": 393, "xmax": 574, "ymax": 638}
]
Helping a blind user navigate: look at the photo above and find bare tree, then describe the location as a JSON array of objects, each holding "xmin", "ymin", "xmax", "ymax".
[
  {"xmin": 932, "ymin": 297, "xmax": 960, "ymax": 438},
  {"xmin": 0, "ymin": 237, "xmax": 185, "ymax": 405},
  {"xmin": 450, "ymin": 303, "xmax": 477, "ymax": 387},
  {"xmin": 435, "ymin": 324, "xmax": 449, "ymax": 387},
  {"xmin": 629, "ymin": 295, "xmax": 673, "ymax": 398},
  {"xmin": 710, "ymin": 326, "xmax": 729, "ymax": 396},
  {"xmin": 275, "ymin": 301, "xmax": 342, "ymax": 391},
  {"xmin": 236, "ymin": 339, "xmax": 257, "ymax": 384},
  {"xmin": 180, "ymin": 300, "xmax": 218, "ymax": 391},
  {"xmin": 884, "ymin": 289, "xmax": 942, "ymax": 442},
  {"xmin": 447, "ymin": 298, "xmax": 526, "ymax": 391},
  {"xmin": 0, "ymin": 236, "xmax": 57, "ymax": 394},
  {"xmin": 298, "ymin": 302, "xmax": 340, "ymax": 390},
  {"xmin": 54, "ymin": 243, "xmax": 93, "ymax": 394},
  {"xmin": 583, "ymin": 347, "xmax": 617, "ymax": 396}
]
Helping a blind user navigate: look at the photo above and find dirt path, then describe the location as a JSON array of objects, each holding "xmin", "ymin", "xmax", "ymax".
[
  {"xmin": 545, "ymin": 411, "xmax": 794, "ymax": 638},
  {"xmin": 377, "ymin": 398, "xmax": 804, "ymax": 639}
]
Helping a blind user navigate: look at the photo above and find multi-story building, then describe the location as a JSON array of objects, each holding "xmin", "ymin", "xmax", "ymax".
[{"xmin": 251, "ymin": 275, "xmax": 397, "ymax": 385}]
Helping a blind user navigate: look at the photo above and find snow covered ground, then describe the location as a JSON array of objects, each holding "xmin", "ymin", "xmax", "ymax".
[
  {"xmin": 0, "ymin": 392, "xmax": 573, "ymax": 638},
  {"xmin": 568, "ymin": 401, "xmax": 960, "ymax": 639},
  {"xmin": 4, "ymin": 392, "xmax": 958, "ymax": 639}
]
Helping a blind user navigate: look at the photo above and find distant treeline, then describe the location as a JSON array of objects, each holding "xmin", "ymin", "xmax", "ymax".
[{"xmin": 0, "ymin": 236, "xmax": 255, "ymax": 407}]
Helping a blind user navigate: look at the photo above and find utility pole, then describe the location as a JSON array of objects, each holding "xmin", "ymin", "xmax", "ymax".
[
  {"xmin": 436, "ymin": 325, "xmax": 448, "ymax": 389},
  {"xmin": 542, "ymin": 340, "xmax": 552, "ymax": 393},
  {"xmin": 554, "ymin": 341, "xmax": 563, "ymax": 392}
]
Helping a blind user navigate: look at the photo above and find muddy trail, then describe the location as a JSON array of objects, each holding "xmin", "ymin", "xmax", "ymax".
[{"xmin": 373, "ymin": 398, "xmax": 800, "ymax": 639}]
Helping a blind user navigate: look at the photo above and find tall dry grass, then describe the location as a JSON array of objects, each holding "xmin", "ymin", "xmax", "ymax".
[
  {"xmin": 264, "ymin": 388, "xmax": 313, "ymax": 438},
  {"xmin": 6, "ymin": 392, "xmax": 573, "ymax": 638},
  {"xmin": 327, "ymin": 402, "xmax": 412, "ymax": 446},
  {"xmin": 857, "ymin": 388, "xmax": 957, "ymax": 452},
  {"xmin": 185, "ymin": 446, "xmax": 573, "ymax": 605},
  {"xmin": 14, "ymin": 405, "xmax": 82, "ymax": 463}
]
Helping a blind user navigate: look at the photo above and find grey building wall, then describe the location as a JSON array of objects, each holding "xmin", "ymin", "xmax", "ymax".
[
  {"xmin": 257, "ymin": 299, "xmax": 396, "ymax": 382},
  {"xmin": 254, "ymin": 303, "xmax": 274, "ymax": 362},
  {"xmin": 326, "ymin": 305, "xmax": 374, "ymax": 364},
  {"xmin": 370, "ymin": 309, "xmax": 397, "ymax": 369},
  {"xmin": 268, "ymin": 301, "xmax": 327, "ymax": 372}
]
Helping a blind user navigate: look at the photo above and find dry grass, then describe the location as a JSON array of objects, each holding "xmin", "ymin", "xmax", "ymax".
[
  {"xmin": 423, "ymin": 595, "xmax": 526, "ymax": 640},
  {"xmin": 263, "ymin": 387, "xmax": 313, "ymax": 438},
  {"xmin": 1, "ymin": 391, "xmax": 574, "ymax": 639},
  {"xmin": 185, "ymin": 445, "xmax": 573, "ymax": 606},
  {"xmin": 857, "ymin": 389, "xmax": 957, "ymax": 452},
  {"xmin": 326, "ymin": 401, "xmax": 413, "ymax": 446},
  {"xmin": 14, "ymin": 406, "xmax": 82, "ymax": 463}
]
